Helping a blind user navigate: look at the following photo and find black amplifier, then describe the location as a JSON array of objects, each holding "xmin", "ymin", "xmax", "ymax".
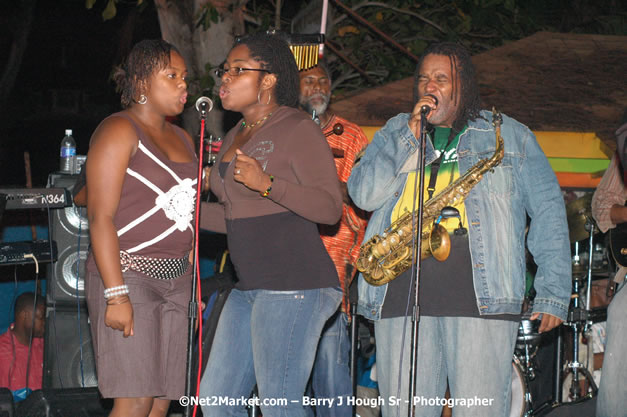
[
  {"xmin": 0, "ymin": 240, "xmax": 58, "ymax": 266},
  {"xmin": 0, "ymin": 188, "xmax": 71, "ymax": 210}
]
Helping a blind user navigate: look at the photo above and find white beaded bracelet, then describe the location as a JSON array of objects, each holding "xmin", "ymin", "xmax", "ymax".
[
  {"xmin": 104, "ymin": 285, "xmax": 129, "ymax": 300},
  {"xmin": 104, "ymin": 284, "xmax": 128, "ymax": 294},
  {"xmin": 105, "ymin": 289, "xmax": 129, "ymax": 299}
]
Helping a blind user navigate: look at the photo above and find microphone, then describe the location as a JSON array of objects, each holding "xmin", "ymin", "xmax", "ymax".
[
  {"xmin": 420, "ymin": 94, "xmax": 438, "ymax": 115},
  {"xmin": 195, "ymin": 96, "xmax": 214, "ymax": 119}
]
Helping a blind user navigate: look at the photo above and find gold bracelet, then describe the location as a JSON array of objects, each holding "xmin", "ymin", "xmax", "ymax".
[{"xmin": 106, "ymin": 295, "xmax": 130, "ymax": 306}]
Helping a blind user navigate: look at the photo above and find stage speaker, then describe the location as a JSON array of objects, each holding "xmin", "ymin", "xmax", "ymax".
[
  {"xmin": 43, "ymin": 306, "xmax": 97, "ymax": 389},
  {"xmin": 15, "ymin": 388, "xmax": 110, "ymax": 417},
  {"xmin": 46, "ymin": 173, "xmax": 89, "ymax": 306},
  {"xmin": 0, "ymin": 388, "xmax": 14, "ymax": 417}
]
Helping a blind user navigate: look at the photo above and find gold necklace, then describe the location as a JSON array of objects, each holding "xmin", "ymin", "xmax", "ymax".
[{"xmin": 242, "ymin": 112, "xmax": 273, "ymax": 129}]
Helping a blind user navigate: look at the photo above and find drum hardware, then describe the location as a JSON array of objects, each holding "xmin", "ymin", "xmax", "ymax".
[
  {"xmin": 561, "ymin": 277, "xmax": 598, "ymax": 402},
  {"xmin": 520, "ymin": 210, "xmax": 604, "ymax": 415},
  {"xmin": 561, "ymin": 218, "xmax": 599, "ymax": 403},
  {"xmin": 511, "ymin": 312, "xmax": 541, "ymax": 417},
  {"xmin": 515, "ymin": 315, "xmax": 541, "ymax": 377},
  {"xmin": 571, "ymin": 244, "xmax": 610, "ymax": 280},
  {"xmin": 565, "ymin": 194, "xmax": 598, "ymax": 243},
  {"xmin": 591, "ymin": 242, "xmax": 609, "ymax": 272},
  {"xmin": 571, "ymin": 240, "xmax": 588, "ymax": 279},
  {"xmin": 510, "ymin": 356, "xmax": 532, "ymax": 417},
  {"xmin": 510, "ymin": 355, "xmax": 535, "ymax": 417}
]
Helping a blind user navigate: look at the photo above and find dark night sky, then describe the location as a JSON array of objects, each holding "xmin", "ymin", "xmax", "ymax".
[
  {"xmin": 1, "ymin": 1, "xmax": 162, "ymax": 188},
  {"xmin": 0, "ymin": 1, "xmax": 310, "ymax": 189},
  {"xmin": 2, "ymin": 1, "xmax": 624, "ymax": 189}
]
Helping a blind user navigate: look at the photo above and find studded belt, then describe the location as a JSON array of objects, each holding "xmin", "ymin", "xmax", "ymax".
[{"xmin": 119, "ymin": 250, "xmax": 189, "ymax": 280}]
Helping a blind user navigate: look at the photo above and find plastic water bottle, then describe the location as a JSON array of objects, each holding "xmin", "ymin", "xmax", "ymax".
[{"xmin": 59, "ymin": 129, "xmax": 76, "ymax": 173}]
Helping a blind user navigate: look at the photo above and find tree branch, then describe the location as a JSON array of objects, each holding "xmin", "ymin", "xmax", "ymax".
[
  {"xmin": 330, "ymin": 0, "xmax": 419, "ymax": 61},
  {"xmin": 0, "ymin": 0, "xmax": 36, "ymax": 114},
  {"xmin": 325, "ymin": 40, "xmax": 376, "ymax": 85},
  {"xmin": 351, "ymin": 1, "xmax": 447, "ymax": 34},
  {"xmin": 275, "ymin": 0, "xmax": 282, "ymax": 29}
]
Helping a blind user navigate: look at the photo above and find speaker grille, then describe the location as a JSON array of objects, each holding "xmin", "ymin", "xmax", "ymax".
[{"xmin": 46, "ymin": 173, "xmax": 90, "ymax": 306}]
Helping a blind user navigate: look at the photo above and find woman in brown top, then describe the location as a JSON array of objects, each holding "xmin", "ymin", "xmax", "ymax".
[
  {"xmin": 85, "ymin": 39, "xmax": 197, "ymax": 417},
  {"xmin": 199, "ymin": 32, "xmax": 343, "ymax": 416}
]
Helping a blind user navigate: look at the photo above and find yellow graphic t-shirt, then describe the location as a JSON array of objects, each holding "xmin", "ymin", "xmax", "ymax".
[{"xmin": 391, "ymin": 126, "xmax": 467, "ymax": 233}]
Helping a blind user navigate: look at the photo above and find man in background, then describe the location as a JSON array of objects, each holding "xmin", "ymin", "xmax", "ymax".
[
  {"xmin": 299, "ymin": 60, "xmax": 369, "ymax": 416},
  {"xmin": 0, "ymin": 292, "xmax": 45, "ymax": 392},
  {"xmin": 591, "ymin": 114, "xmax": 627, "ymax": 417}
]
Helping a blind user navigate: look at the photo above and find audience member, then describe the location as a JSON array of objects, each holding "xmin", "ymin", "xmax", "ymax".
[{"xmin": 0, "ymin": 292, "xmax": 45, "ymax": 392}]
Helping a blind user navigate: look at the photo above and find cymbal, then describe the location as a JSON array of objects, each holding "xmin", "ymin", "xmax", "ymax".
[{"xmin": 566, "ymin": 194, "xmax": 597, "ymax": 242}]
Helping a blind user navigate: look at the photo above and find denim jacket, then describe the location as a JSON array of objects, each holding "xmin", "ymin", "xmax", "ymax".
[{"xmin": 347, "ymin": 111, "xmax": 571, "ymax": 321}]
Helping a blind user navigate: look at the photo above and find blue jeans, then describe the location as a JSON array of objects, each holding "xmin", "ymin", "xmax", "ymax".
[
  {"xmin": 199, "ymin": 287, "xmax": 342, "ymax": 417},
  {"xmin": 375, "ymin": 316, "xmax": 518, "ymax": 417},
  {"xmin": 596, "ymin": 281, "xmax": 627, "ymax": 417},
  {"xmin": 310, "ymin": 311, "xmax": 353, "ymax": 417}
]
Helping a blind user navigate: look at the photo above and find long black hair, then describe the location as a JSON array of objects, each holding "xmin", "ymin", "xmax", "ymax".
[
  {"xmin": 112, "ymin": 39, "xmax": 181, "ymax": 108},
  {"xmin": 413, "ymin": 42, "xmax": 482, "ymax": 132},
  {"xmin": 235, "ymin": 32, "xmax": 300, "ymax": 108}
]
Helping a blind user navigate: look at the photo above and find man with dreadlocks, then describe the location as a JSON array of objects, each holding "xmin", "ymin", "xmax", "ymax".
[{"xmin": 348, "ymin": 42, "xmax": 571, "ymax": 417}]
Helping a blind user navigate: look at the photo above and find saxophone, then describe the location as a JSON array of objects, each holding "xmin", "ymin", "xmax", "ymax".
[{"xmin": 356, "ymin": 109, "xmax": 505, "ymax": 286}]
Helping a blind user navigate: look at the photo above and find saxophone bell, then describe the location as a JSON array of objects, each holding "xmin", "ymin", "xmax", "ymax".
[{"xmin": 428, "ymin": 223, "xmax": 451, "ymax": 261}]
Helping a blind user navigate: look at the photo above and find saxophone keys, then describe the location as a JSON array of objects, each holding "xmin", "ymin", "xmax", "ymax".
[{"xmin": 388, "ymin": 233, "xmax": 401, "ymax": 247}]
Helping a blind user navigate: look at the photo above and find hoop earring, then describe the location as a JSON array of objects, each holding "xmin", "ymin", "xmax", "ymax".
[
  {"xmin": 138, "ymin": 94, "xmax": 147, "ymax": 105},
  {"xmin": 257, "ymin": 90, "xmax": 271, "ymax": 105}
]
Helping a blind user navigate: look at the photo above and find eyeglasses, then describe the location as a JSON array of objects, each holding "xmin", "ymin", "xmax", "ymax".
[{"xmin": 214, "ymin": 67, "xmax": 271, "ymax": 77}]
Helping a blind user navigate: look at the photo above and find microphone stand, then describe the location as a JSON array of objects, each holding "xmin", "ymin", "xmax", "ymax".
[
  {"xmin": 408, "ymin": 109, "xmax": 430, "ymax": 417},
  {"xmin": 183, "ymin": 109, "xmax": 209, "ymax": 417}
]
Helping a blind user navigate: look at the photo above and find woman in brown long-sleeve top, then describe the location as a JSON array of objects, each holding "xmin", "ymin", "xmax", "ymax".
[{"xmin": 199, "ymin": 32, "xmax": 343, "ymax": 417}]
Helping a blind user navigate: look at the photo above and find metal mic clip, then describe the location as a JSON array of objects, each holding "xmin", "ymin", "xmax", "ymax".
[{"xmin": 195, "ymin": 97, "xmax": 214, "ymax": 120}]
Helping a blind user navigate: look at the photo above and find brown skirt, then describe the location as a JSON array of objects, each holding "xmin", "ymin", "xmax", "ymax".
[{"xmin": 86, "ymin": 268, "xmax": 192, "ymax": 399}]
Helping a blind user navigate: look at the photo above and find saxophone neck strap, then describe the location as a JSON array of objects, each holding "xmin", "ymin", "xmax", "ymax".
[{"xmin": 426, "ymin": 127, "xmax": 456, "ymax": 200}]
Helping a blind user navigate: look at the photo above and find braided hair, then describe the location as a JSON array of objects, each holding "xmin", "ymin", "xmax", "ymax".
[
  {"xmin": 112, "ymin": 39, "xmax": 181, "ymax": 109},
  {"xmin": 413, "ymin": 42, "xmax": 483, "ymax": 132},
  {"xmin": 236, "ymin": 32, "xmax": 300, "ymax": 108}
]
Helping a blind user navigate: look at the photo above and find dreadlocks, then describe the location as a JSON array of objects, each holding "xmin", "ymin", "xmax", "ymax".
[
  {"xmin": 112, "ymin": 39, "xmax": 181, "ymax": 109},
  {"xmin": 413, "ymin": 42, "xmax": 482, "ymax": 133},
  {"xmin": 236, "ymin": 32, "xmax": 300, "ymax": 108}
]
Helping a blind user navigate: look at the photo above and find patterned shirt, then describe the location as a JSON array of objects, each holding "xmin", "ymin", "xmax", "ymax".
[{"xmin": 319, "ymin": 115, "xmax": 370, "ymax": 311}]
